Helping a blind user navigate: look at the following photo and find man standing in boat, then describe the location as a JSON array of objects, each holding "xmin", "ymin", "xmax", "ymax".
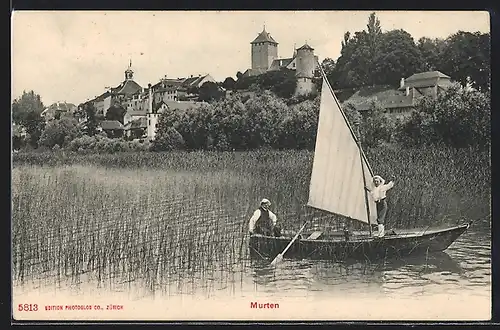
[
  {"xmin": 365, "ymin": 175, "xmax": 394, "ymax": 238},
  {"xmin": 248, "ymin": 199, "xmax": 282, "ymax": 237}
]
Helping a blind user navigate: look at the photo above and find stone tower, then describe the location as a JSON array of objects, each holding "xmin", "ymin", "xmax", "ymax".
[
  {"xmin": 295, "ymin": 43, "xmax": 316, "ymax": 96},
  {"xmin": 251, "ymin": 26, "xmax": 278, "ymax": 71}
]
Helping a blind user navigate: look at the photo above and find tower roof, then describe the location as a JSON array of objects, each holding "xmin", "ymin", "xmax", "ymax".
[
  {"xmin": 251, "ymin": 27, "xmax": 278, "ymax": 44},
  {"xmin": 113, "ymin": 80, "xmax": 142, "ymax": 95},
  {"xmin": 297, "ymin": 43, "xmax": 314, "ymax": 51}
]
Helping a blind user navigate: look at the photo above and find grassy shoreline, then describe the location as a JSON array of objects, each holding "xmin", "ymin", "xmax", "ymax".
[{"xmin": 12, "ymin": 146, "xmax": 491, "ymax": 228}]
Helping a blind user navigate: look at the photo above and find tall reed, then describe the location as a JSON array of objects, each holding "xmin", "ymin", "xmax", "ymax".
[{"xmin": 12, "ymin": 146, "xmax": 490, "ymax": 295}]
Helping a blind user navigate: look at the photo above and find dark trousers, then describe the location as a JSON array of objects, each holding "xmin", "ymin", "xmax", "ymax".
[
  {"xmin": 376, "ymin": 198, "xmax": 388, "ymax": 225},
  {"xmin": 255, "ymin": 224, "xmax": 282, "ymax": 237}
]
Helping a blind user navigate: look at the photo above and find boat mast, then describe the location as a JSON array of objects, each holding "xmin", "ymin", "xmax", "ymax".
[
  {"xmin": 359, "ymin": 148, "xmax": 373, "ymax": 237},
  {"xmin": 318, "ymin": 65, "xmax": 373, "ymax": 236}
]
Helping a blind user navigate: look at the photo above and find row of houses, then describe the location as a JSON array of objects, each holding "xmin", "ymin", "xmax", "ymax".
[
  {"xmin": 96, "ymin": 69, "xmax": 454, "ymax": 140},
  {"xmin": 337, "ymin": 70, "xmax": 455, "ymax": 118},
  {"xmin": 81, "ymin": 63, "xmax": 212, "ymax": 140}
]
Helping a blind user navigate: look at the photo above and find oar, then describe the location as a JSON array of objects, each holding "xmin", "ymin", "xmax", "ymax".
[{"xmin": 270, "ymin": 220, "xmax": 309, "ymax": 266}]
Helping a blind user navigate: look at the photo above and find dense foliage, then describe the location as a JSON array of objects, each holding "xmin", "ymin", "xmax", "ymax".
[
  {"xmin": 105, "ymin": 102, "xmax": 127, "ymax": 123},
  {"xmin": 327, "ymin": 13, "xmax": 490, "ymax": 92},
  {"xmin": 13, "ymin": 83, "xmax": 490, "ymax": 154},
  {"xmin": 67, "ymin": 134, "xmax": 151, "ymax": 153},
  {"xmin": 234, "ymin": 68, "xmax": 298, "ymax": 99},
  {"xmin": 396, "ymin": 84, "xmax": 490, "ymax": 148},
  {"xmin": 39, "ymin": 117, "xmax": 82, "ymax": 149},
  {"xmin": 11, "ymin": 91, "xmax": 46, "ymax": 148},
  {"xmin": 152, "ymin": 91, "xmax": 319, "ymax": 151}
]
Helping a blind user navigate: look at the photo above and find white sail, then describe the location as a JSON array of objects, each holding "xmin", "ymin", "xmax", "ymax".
[{"xmin": 307, "ymin": 75, "xmax": 378, "ymax": 225}]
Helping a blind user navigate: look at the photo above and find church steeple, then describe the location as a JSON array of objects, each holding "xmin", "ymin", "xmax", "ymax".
[{"xmin": 124, "ymin": 59, "xmax": 134, "ymax": 80}]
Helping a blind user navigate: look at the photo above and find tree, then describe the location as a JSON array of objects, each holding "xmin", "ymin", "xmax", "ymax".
[
  {"xmin": 176, "ymin": 103, "xmax": 215, "ymax": 150},
  {"xmin": 243, "ymin": 90, "xmax": 289, "ymax": 148},
  {"xmin": 417, "ymin": 37, "xmax": 446, "ymax": 71},
  {"xmin": 359, "ymin": 100, "xmax": 394, "ymax": 147},
  {"xmin": 330, "ymin": 13, "xmax": 384, "ymax": 89},
  {"xmin": 209, "ymin": 94, "xmax": 249, "ymax": 150},
  {"xmin": 342, "ymin": 102, "xmax": 363, "ymax": 141},
  {"xmin": 333, "ymin": 30, "xmax": 371, "ymax": 88},
  {"xmin": 73, "ymin": 104, "xmax": 87, "ymax": 123},
  {"xmin": 12, "ymin": 91, "xmax": 44, "ymax": 124},
  {"xmin": 439, "ymin": 31, "xmax": 490, "ymax": 92},
  {"xmin": 367, "ymin": 12, "xmax": 382, "ymax": 37},
  {"xmin": 81, "ymin": 102, "xmax": 100, "ymax": 136},
  {"xmin": 371, "ymin": 29, "xmax": 425, "ymax": 86},
  {"xmin": 397, "ymin": 83, "xmax": 490, "ymax": 148},
  {"xmin": 39, "ymin": 117, "xmax": 81, "ymax": 148},
  {"xmin": 277, "ymin": 98, "xmax": 319, "ymax": 150},
  {"xmin": 105, "ymin": 102, "xmax": 127, "ymax": 123},
  {"xmin": 187, "ymin": 86, "xmax": 199, "ymax": 95},
  {"xmin": 366, "ymin": 12, "xmax": 383, "ymax": 72},
  {"xmin": 12, "ymin": 135, "xmax": 25, "ymax": 151},
  {"xmin": 320, "ymin": 58, "xmax": 336, "ymax": 77},
  {"xmin": 396, "ymin": 110, "xmax": 437, "ymax": 147},
  {"xmin": 11, "ymin": 91, "xmax": 46, "ymax": 147},
  {"xmin": 256, "ymin": 68, "xmax": 297, "ymax": 99},
  {"xmin": 151, "ymin": 126, "xmax": 185, "ymax": 151},
  {"xmin": 198, "ymin": 81, "xmax": 224, "ymax": 102}
]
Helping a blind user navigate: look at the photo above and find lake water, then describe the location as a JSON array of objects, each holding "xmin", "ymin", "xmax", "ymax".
[{"xmin": 12, "ymin": 226, "xmax": 491, "ymax": 321}]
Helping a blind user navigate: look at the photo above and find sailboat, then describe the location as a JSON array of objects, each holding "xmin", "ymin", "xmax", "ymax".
[{"xmin": 249, "ymin": 66, "xmax": 471, "ymax": 262}]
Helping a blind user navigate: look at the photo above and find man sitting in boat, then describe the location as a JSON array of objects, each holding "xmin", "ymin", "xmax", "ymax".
[
  {"xmin": 365, "ymin": 175, "xmax": 394, "ymax": 238},
  {"xmin": 248, "ymin": 199, "xmax": 282, "ymax": 237}
]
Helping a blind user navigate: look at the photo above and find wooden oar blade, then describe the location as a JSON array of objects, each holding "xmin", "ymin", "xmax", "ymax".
[{"xmin": 270, "ymin": 253, "xmax": 283, "ymax": 266}]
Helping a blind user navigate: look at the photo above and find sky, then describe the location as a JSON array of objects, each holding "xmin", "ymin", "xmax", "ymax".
[{"xmin": 11, "ymin": 11, "xmax": 490, "ymax": 106}]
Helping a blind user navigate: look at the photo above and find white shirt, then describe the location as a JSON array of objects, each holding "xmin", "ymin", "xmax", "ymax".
[
  {"xmin": 248, "ymin": 209, "xmax": 277, "ymax": 233},
  {"xmin": 369, "ymin": 181, "xmax": 394, "ymax": 202}
]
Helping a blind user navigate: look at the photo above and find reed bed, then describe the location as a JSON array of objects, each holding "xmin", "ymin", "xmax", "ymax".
[{"xmin": 11, "ymin": 146, "xmax": 490, "ymax": 295}]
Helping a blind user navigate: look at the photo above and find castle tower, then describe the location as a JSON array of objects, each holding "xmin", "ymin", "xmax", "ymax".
[
  {"xmin": 295, "ymin": 43, "xmax": 316, "ymax": 96},
  {"xmin": 250, "ymin": 26, "xmax": 278, "ymax": 71}
]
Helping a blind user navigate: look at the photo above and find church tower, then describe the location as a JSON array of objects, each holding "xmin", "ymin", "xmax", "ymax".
[
  {"xmin": 124, "ymin": 60, "xmax": 134, "ymax": 80},
  {"xmin": 250, "ymin": 26, "xmax": 278, "ymax": 71},
  {"xmin": 295, "ymin": 43, "xmax": 316, "ymax": 96}
]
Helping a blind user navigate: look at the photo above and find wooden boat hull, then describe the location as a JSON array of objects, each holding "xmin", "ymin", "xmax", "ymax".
[{"xmin": 249, "ymin": 222, "xmax": 471, "ymax": 262}]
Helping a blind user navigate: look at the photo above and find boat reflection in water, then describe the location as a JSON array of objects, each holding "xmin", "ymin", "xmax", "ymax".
[{"xmin": 247, "ymin": 251, "xmax": 464, "ymax": 298}]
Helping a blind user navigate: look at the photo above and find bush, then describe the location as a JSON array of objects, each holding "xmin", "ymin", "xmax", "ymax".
[
  {"xmin": 12, "ymin": 135, "xmax": 26, "ymax": 151},
  {"xmin": 151, "ymin": 127, "xmax": 185, "ymax": 151},
  {"xmin": 396, "ymin": 84, "xmax": 490, "ymax": 149},
  {"xmin": 360, "ymin": 100, "xmax": 395, "ymax": 147},
  {"xmin": 39, "ymin": 117, "xmax": 81, "ymax": 148},
  {"xmin": 276, "ymin": 98, "xmax": 319, "ymax": 150},
  {"xmin": 234, "ymin": 68, "xmax": 298, "ymax": 99},
  {"xmin": 67, "ymin": 134, "xmax": 149, "ymax": 154}
]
